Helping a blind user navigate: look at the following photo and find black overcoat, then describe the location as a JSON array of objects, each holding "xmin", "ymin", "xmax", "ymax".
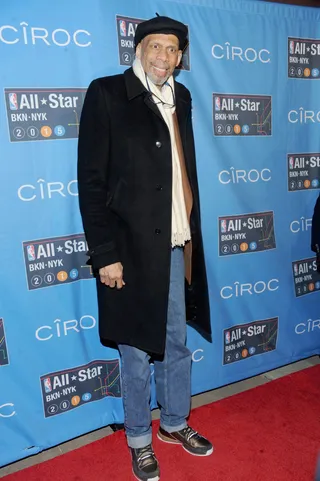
[
  {"xmin": 311, "ymin": 193, "xmax": 320, "ymax": 252},
  {"xmin": 77, "ymin": 67, "xmax": 211, "ymax": 355}
]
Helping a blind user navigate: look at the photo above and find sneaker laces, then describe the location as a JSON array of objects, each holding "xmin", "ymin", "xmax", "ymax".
[
  {"xmin": 136, "ymin": 445, "xmax": 155, "ymax": 466},
  {"xmin": 181, "ymin": 426, "xmax": 199, "ymax": 441}
]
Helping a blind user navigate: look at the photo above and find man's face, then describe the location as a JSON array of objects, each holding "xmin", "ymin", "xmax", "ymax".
[{"xmin": 136, "ymin": 33, "xmax": 182, "ymax": 86}]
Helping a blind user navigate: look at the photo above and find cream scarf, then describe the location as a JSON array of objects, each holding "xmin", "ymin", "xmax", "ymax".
[{"xmin": 132, "ymin": 57, "xmax": 191, "ymax": 247}]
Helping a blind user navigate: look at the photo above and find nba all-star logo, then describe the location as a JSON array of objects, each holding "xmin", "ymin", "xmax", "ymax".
[
  {"xmin": 288, "ymin": 153, "xmax": 320, "ymax": 191},
  {"xmin": 4, "ymin": 88, "xmax": 86, "ymax": 142},
  {"xmin": 213, "ymin": 93, "xmax": 272, "ymax": 136},
  {"xmin": 40, "ymin": 360, "xmax": 121, "ymax": 418},
  {"xmin": 219, "ymin": 211, "xmax": 276, "ymax": 256},
  {"xmin": 23, "ymin": 233, "xmax": 93, "ymax": 290},
  {"xmin": 288, "ymin": 37, "xmax": 320, "ymax": 79},
  {"xmin": 224, "ymin": 317, "xmax": 278, "ymax": 365},
  {"xmin": 292, "ymin": 257, "xmax": 320, "ymax": 297},
  {"xmin": 0, "ymin": 318, "xmax": 9, "ymax": 366},
  {"xmin": 116, "ymin": 15, "xmax": 190, "ymax": 70}
]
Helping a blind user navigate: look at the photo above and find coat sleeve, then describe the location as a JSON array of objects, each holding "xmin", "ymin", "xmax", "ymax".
[
  {"xmin": 77, "ymin": 79, "xmax": 120, "ymax": 270},
  {"xmin": 311, "ymin": 193, "xmax": 320, "ymax": 252}
]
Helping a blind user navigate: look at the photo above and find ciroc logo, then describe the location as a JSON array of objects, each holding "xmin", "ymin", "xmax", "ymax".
[
  {"xmin": 290, "ymin": 217, "xmax": 312, "ymax": 233},
  {"xmin": 220, "ymin": 279, "xmax": 279, "ymax": 299},
  {"xmin": 36, "ymin": 315, "xmax": 96, "ymax": 341},
  {"xmin": 0, "ymin": 22, "xmax": 91, "ymax": 47},
  {"xmin": 212, "ymin": 42, "xmax": 271, "ymax": 63},
  {"xmin": 18, "ymin": 179, "xmax": 78, "ymax": 201},
  {"xmin": 288, "ymin": 107, "xmax": 320, "ymax": 124},
  {"xmin": 219, "ymin": 168, "xmax": 271, "ymax": 184},
  {"xmin": 295, "ymin": 318, "xmax": 320, "ymax": 334}
]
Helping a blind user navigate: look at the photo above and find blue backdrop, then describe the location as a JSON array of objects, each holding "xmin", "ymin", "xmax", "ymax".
[{"xmin": 1, "ymin": 0, "xmax": 320, "ymax": 467}]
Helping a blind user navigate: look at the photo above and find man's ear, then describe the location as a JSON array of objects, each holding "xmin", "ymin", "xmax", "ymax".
[
  {"xmin": 176, "ymin": 50, "xmax": 183, "ymax": 67},
  {"xmin": 136, "ymin": 43, "xmax": 141, "ymax": 59}
]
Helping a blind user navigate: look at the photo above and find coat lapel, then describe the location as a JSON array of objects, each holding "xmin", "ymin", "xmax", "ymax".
[
  {"xmin": 143, "ymin": 95, "xmax": 164, "ymax": 122},
  {"xmin": 124, "ymin": 67, "xmax": 164, "ymax": 123}
]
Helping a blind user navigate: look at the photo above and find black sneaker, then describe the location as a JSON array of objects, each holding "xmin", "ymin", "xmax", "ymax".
[
  {"xmin": 157, "ymin": 425, "xmax": 214, "ymax": 456},
  {"xmin": 130, "ymin": 444, "xmax": 160, "ymax": 481}
]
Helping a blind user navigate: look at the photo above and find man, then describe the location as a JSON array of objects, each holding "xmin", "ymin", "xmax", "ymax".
[{"xmin": 78, "ymin": 15, "xmax": 213, "ymax": 481}]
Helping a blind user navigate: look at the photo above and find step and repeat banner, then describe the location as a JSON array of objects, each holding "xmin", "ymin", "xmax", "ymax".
[{"xmin": 1, "ymin": 0, "xmax": 320, "ymax": 466}]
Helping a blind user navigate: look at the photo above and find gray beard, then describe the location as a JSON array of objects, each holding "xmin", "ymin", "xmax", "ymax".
[{"xmin": 146, "ymin": 72, "xmax": 169, "ymax": 88}]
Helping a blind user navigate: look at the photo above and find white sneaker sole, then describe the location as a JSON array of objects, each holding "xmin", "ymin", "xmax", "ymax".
[
  {"xmin": 157, "ymin": 432, "xmax": 214, "ymax": 457},
  {"xmin": 132, "ymin": 468, "xmax": 160, "ymax": 481}
]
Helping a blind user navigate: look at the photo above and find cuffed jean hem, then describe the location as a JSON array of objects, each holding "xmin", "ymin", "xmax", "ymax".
[
  {"xmin": 160, "ymin": 420, "xmax": 187, "ymax": 434},
  {"xmin": 127, "ymin": 431, "xmax": 152, "ymax": 449}
]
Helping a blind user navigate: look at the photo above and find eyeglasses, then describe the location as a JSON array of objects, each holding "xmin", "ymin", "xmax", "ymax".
[{"xmin": 145, "ymin": 74, "xmax": 176, "ymax": 109}]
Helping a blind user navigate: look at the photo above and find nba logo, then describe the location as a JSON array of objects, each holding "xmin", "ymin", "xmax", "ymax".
[
  {"xmin": 225, "ymin": 331, "xmax": 231, "ymax": 344},
  {"xmin": 289, "ymin": 157, "xmax": 294, "ymax": 169},
  {"xmin": 215, "ymin": 97, "xmax": 221, "ymax": 111},
  {"xmin": 294, "ymin": 264, "xmax": 299, "ymax": 276},
  {"xmin": 119, "ymin": 20, "xmax": 126, "ymax": 37},
  {"xmin": 220, "ymin": 219, "xmax": 227, "ymax": 233},
  {"xmin": 43, "ymin": 378, "xmax": 52, "ymax": 393},
  {"xmin": 27, "ymin": 245, "xmax": 36, "ymax": 261},
  {"xmin": 290, "ymin": 40, "xmax": 295, "ymax": 54},
  {"xmin": 9, "ymin": 93, "xmax": 18, "ymax": 110}
]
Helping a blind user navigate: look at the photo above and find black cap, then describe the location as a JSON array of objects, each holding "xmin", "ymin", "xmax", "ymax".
[{"xmin": 134, "ymin": 15, "xmax": 188, "ymax": 50}]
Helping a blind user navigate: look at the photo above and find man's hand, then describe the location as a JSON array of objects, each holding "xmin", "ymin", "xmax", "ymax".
[{"xmin": 99, "ymin": 262, "xmax": 125, "ymax": 289}]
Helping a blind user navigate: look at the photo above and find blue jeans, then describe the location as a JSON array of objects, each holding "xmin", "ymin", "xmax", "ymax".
[{"xmin": 118, "ymin": 247, "xmax": 192, "ymax": 449}]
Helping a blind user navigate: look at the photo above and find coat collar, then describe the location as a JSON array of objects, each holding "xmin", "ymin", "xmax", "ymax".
[{"xmin": 124, "ymin": 67, "xmax": 147, "ymax": 100}]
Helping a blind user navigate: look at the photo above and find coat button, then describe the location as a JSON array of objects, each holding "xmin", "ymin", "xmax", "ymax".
[
  {"xmin": 155, "ymin": 228, "xmax": 161, "ymax": 234},
  {"xmin": 156, "ymin": 185, "xmax": 163, "ymax": 191},
  {"xmin": 155, "ymin": 141, "xmax": 162, "ymax": 148}
]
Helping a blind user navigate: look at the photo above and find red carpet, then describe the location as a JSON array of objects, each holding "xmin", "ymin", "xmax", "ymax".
[{"xmin": 6, "ymin": 365, "xmax": 320, "ymax": 481}]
